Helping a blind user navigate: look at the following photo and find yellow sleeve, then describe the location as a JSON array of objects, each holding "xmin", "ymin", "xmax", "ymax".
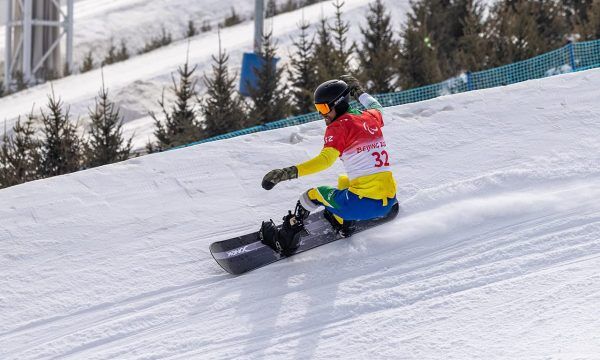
[{"xmin": 296, "ymin": 147, "xmax": 340, "ymax": 177}]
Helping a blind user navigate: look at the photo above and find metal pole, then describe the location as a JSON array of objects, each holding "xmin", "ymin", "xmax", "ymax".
[
  {"xmin": 66, "ymin": 0, "xmax": 73, "ymax": 74},
  {"xmin": 4, "ymin": 0, "xmax": 13, "ymax": 91},
  {"xmin": 254, "ymin": 0, "xmax": 264, "ymax": 53},
  {"xmin": 568, "ymin": 42, "xmax": 577, "ymax": 72},
  {"xmin": 22, "ymin": 0, "xmax": 32, "ymax": 83}
]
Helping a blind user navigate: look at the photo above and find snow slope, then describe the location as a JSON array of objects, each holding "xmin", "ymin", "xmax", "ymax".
[{"xmin": 1, "ymin": 68, "xmax": 600, "ymax": 359}]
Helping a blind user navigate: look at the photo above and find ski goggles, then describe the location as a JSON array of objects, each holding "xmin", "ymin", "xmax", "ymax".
[{"xmin": 314, "ymin": 103, "xmax": 332, "ymax": 115}]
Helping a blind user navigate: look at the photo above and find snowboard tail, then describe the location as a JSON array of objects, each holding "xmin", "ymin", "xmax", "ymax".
[{"xmin": 210, "ymin": 204, "xmax": 400, "ymax": 275}]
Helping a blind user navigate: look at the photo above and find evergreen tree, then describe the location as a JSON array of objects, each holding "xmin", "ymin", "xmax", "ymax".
[
  {"xmin": 533, "ymin": 0, "xmax": 570, "ymax": 49},
  {"xmin": 329, "ymin": 0, "xmax": 355, "ymax": 73},
  {"xmin": 223, "ymin": 7, "xmax": 243, "ymax": 27},
  {"xmin": 149, "ymin": 57, "xmax": 202, "ymax": 151},
  {"xmin": 288, "ymin": 18, "xmax": 318, "ymax": 115},
  {"xmin": 103, "ymin": 39, "xmax": 129, "ymax": 65},
  {"xmin": 0, "ymin": 113, "xmax": 41, "ymax": 188},
  {"xmin": 397, "ymin": 7, "xmax": 443, "ymax": 89},
  {"xmin": 575, "ymin": 0, "xmax": 600, "ymax": 40},
  {"xmin": 453, "ymin": 0, "xmax": 490, "ymax": 72},
  {"xmin": 118, "ymin": 40, "xmax": 130, "ymax": 61},
  {"xmin": 486, "ymin": 1, "xmax": 537, "ymax": 66},
  {"xmin": 313, "ymin": 16, "xmax": 336, "ymax": 84},
  {"xmin": 140, "ymin": 27, "xmax": 172, "ymax": 54},
  {"xmin": 247, "ymin": 31, "xmax": 292, "ymax": 125},
  {"xmin": 201, "ymin": 36, "xmax": 248, "ymax": 138},
  {"xmin": 400, "ymin": 0, "xmax": 485, "ymax": 78},
  {"xmin": 39, "ymin": 90, "xmax": 83, "ymax": 177},
  {"xmin": 187, "ymin": 20, "xmax": 198, "ymax": 37},
  {"xmin": 266, "ymin": 0, "xmax": 278, "ymax": 17},
  {"xmin": 486, "ymin": 0, "xmax": 569, "ymax": 66},
  {"xmin": 84, "ymin": 81, "xmax": 133, "ymax": 168},
  {"xmin": 0, "ymin": 80, "xmax": 4, "ymax": 97},
  {"xmin": 15, "ymin": 71, "xmax": 28, "ymax": 91},
  {"xmin": 563, "ymin": 0, "xmax": 593, "ymax": 29},
  {"xmin": 357, "ymin": 0, "xmax": 399, "ymax": 93},
  {"xmin": 201, "ymin": 20, "xmax": 212, "ymax": 32},
  {"xmin": 282, "ymin": 0, "xmax": 298, "ymax": 12},
  {"xmin": 80, "ymin": 51, "xmax": 94, "ymax": 73}
]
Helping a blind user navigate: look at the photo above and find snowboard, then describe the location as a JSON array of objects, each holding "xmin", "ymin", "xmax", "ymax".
[{"xmin": 210, "ymin": 203, "xmax": 400, "ymax": 275}]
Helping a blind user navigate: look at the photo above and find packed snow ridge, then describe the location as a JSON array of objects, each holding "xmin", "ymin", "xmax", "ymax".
[{"xmin": 1, "ymin": 69, "xmax": 600, "ymax": 359}]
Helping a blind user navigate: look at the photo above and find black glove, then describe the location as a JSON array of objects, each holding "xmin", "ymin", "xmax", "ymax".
[
  {"xmin": 262, "ymin": 166, "xmax": 298, "ymax": 190},
  {"xmin": 339, "ymin": 74, "xmax": 364, "ymax": 100}
]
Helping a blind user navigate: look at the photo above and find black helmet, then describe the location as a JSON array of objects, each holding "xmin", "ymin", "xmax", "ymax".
[{"xmin": 314, "ymin": 79, "xmax": 350, "ymax": 116}]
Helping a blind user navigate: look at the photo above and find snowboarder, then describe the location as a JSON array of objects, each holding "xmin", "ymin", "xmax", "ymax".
[{"xmin": 259, "ymin": 75, "xmax": 398, "ymax": 256}]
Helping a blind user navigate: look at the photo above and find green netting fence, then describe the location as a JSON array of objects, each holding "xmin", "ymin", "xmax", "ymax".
[{"xmin": 175, "ymin": 39, "xmax": 600, "ymax": 149}]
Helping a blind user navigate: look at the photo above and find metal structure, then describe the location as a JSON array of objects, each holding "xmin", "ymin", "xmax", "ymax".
[
  {"xmin": 4, "ymin": 0, "xmax": 73, "ymax": 91},
  {"xmin": 239, "ymin": 0, "xmax": 266, "ymax": 96},
  {"xmin": 253, "ymin": 0, "xmax": 264, "ymax": 53}
]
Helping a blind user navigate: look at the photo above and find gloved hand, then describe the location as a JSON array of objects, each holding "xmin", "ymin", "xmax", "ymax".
[
  {"xmin": 339, "ymin": 74, "xmax": 364, "ymax": 100},
  {"xmin": 262, "ymin": 166, "xmax": 298, "ymax": 190}
]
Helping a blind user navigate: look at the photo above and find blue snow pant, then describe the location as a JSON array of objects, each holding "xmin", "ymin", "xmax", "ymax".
[{"xmin": 300, "ymin": 185, "xmax": 398, "ymax": 222}]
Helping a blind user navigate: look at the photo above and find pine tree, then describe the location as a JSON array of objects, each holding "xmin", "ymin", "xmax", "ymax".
[
  {"xmin": 0, "ymin": 113, "xmax": 41, "ymax": 188},
  {"xmin": 329, "ymin": 0, "xmax": 355, "ymax": 73},
  {"xmin": 357, "ymin": 0, "xmax": 399, "ymax": 93},
  {"xmin": 574, "ymin": 0, "xmax": 600, "ymax": 40},
  {"xmin": 453, "ymin": 0, "xmax": 490, "ymax": 72},
  {"xmin": 102, "ymin": 40, "xmax": 119, "ymax": 66},
  {"xmin": 247, "ymin": 31, "xmax": 291, "ymax": 125},
  {"xmin": 563, "ymin": 0, "xmax": 594, "ymax": 25},
  {"xmin": 485, "ymin": 1, "xmax": 527, "ymax": 66},
  {"xmin": 15, "ymin": 71, "xmax": 27, "ymax": 91},
  {"xmin": 201, "ymin": 20, "xmax": 212, "ymax": 32},
  {"xmin": 149, "ymin": 56, "xmax": 202, "ymax": 151},
  {"xmin": 84, "ymin": 80, "xmax": 133, "ymax": 168},
  {"xmin": 533, "ymin": 0, "xmax": 570, "ymax": 49},
  {"xmin": 201, "ymin": 36, "xmax": 248, "ymax": 138},
  {"xmin": 0, "ymin": 80, "xmax": 4, "ymax": 97},
  {"xmin": 223, "ymin": 7, "xmax": 243, "ymax": 27},
  {"xmin": 187, "ymin": 20, "xmax": 198, "ymax": 37},
  {"xmin": 397, "ymin": 6, "xmax": 443, "ymax": 89},
  {"xmin": 266, "ymin": 0, "xmax": 278, "ymax": 17},
  {"xmin": 141, "ymin": 27, "xmax": 173, "ymax": 54},
  {"xmin": 80, "ymin": 51, "xmax": 94, "ymax": 73},
  {"xmin": 117, "ymin": 40, "xmax": 130, "ymax": 61},
  {"xmin": 282, "ymin": 0, "xmax": 298, "ymax": 12},
  {"xmin": 288, "ymin": 18, "xmax": 318, "ymax": 115},
  {"xmin": 486, "ymin": 0, "xmax": 569, "ymax": 66},
  {"xmin": 102, "ymin": 39, "xmax": 129, "ymax": 65},
  {"xmin": 313, "ymin": 16, "xmax": 336, "ymax": 84},
  {"xmin": 399, "ymin": 0, "xmax": 484, "ymax": 78},
  {"xmin": 39, "ymin": 89, "xmax": 83, "ymax": 177}
]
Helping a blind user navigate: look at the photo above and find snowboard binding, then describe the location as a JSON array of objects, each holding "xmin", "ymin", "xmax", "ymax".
[{"xmin": 259, "ymin": 201, "xmax": 310, "ymax": 256}]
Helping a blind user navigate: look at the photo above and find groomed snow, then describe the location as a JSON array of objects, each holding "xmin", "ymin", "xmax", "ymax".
[{"xmin": 1, "ymin": 67, "xmax": 600, "ymax": 359}]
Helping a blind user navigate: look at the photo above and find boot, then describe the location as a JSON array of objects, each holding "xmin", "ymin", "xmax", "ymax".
[
  {"xmin": 323, "ymin": 210, "xmax": 355, "ymax": 238},
  {"xmin": 259, "ymin": 201, "xmax": 310, "ymax": 256},
  {"xmin": 259, "ymin": 220, "xmax": 283, "ymax": 253}
]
